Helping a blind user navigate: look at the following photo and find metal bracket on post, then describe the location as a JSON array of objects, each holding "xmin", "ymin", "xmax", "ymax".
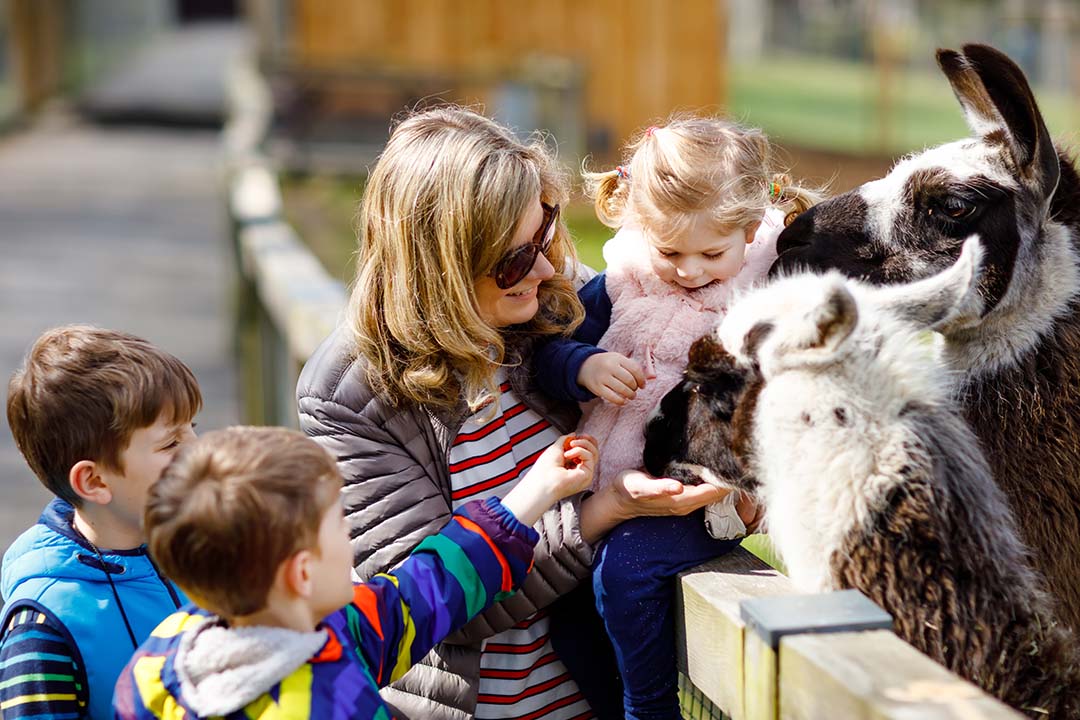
[{"xmin": 740, "ymin": 589, "xmax": 893, "ymax": 650}]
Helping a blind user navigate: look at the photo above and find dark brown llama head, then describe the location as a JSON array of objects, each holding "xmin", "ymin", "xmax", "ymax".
[
  {"xmin": 772, "ymin": 44, "xmax": 1076, "ymax": 369},
  {"xmin": 643, "ymin": 333, "xmax": 761, "ymax": 492}
]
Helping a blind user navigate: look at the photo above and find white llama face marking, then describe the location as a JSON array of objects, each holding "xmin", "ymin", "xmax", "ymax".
[
  {"xmin": 772, "ymin": 45, "xmax": 1078, "ymax": 377},
  {"xmin": 859, "ymin": 140, "xmax": 1013, "ymax": 263}
]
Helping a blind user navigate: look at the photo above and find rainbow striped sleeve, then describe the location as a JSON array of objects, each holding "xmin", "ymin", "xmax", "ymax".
[
  {"xmin": 0, "ymin": 605, "xmax": 88, "ymax": 719},
  {"xmin": 343, "ymin": 496, "xmax": 539, "ymax": 685}
]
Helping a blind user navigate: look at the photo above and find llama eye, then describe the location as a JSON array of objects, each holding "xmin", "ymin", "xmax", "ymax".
[
  {"xmin": 929, "ymin": 196, "xmax": 977, "ymax": 221},
  {"xmin": 943, "ymin": 197, "xmax": 976, "ymax": 218}
]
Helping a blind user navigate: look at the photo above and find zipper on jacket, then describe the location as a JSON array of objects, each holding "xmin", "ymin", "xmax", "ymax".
[{"xmin": 145, "ymin": 552, "xmax": 183, "ymax": 608}]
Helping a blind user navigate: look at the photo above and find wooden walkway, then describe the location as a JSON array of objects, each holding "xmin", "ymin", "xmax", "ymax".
[{"xmin": 0, "ymin": 120, "xmax": 239, "ymax": 554}]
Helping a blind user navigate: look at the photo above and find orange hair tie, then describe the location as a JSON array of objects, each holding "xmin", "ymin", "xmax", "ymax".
[{"xmin": 769, "ymin": 181, "xmax": 783, "ymax": 200}]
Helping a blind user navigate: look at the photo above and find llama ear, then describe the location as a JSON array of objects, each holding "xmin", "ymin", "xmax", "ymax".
[
  {"xmin": 937, "ymin": 44, "xmax": 1059, "ymax": 197},
  {"xmin": 785, "ymin": 277, "xmax": 857, "ymax": 357},
  {"xmin": 874, "ymin": 236, "xmax": 985, "ymax": 330},
  {"xmin": 688, "ymin": 332, "xmax": 725, "ymax": 371}
]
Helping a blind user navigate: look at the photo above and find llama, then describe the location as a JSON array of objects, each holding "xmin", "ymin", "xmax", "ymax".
[
  {"xmin": 644, "ymin": 240, "xmax": 1080, "ymax": 717},
  {"xmin": 771, "ymin": 43, "xmax": 1080, "ymax": 634}
]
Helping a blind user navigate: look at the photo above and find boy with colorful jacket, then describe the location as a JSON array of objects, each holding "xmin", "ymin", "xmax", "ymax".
[
  {"xmin": 112, "ymin": 425, "xmax": 597, "ymax": 720},
  {"xmin": 1, "ymin": 325, "xmax": 201, "ymax": 719}
]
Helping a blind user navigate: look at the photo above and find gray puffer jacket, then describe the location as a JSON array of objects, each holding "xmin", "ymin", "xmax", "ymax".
[{"xmin": 296, "ymin": 327, "xmax": 596, "ymax": 720}]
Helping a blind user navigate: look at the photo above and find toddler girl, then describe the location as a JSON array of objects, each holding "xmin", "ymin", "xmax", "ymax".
[{"xmin": 535, "ymin": 117, "xmax": 822, "ymax": 719}]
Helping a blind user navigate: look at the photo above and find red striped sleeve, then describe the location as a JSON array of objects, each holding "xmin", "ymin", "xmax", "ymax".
[
  {"xmin": 480, "ymin": 652, "xmax": 560, "ymax": 680},
  {"xmin": 484, "ymin": 634, "xmax": 549, "ymax": 655},
  {"xmin": 451, "ymin": 447, "xmax": 545, "ymax": 501},
  {"xmin": 508, "ymin": 418, "xmax": 552, "ymax": 446},
  {"xmin": 514, "ymin": 693, "xmax": 590, "ymax": 720},
  {"xmin": 453, "ymin": 403, "xmax": 528, "ymax": 444},
  {"xmin": 448, "ymin": 441, "xmax": 515, "ymax": 473},
  {"xmin": 477, "ymin": 673, "xmax": 574, "ymax": 704}
]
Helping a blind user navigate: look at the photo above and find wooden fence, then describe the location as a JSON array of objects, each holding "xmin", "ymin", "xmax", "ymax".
[{"xmin": 224, "ymin": 53, "xmax": 1024, "ymax": 720}]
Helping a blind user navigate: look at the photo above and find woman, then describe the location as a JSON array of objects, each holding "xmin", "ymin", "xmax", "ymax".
[{"xmin": 297, "ymin": 106, "xmax": 745, "ymax": 720}]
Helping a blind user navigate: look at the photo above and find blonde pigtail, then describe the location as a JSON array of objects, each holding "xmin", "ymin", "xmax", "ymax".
[
  {"xmin": 769, "ymin": 172, "xmax": 828, "ymax": 226},
  {"xmin": 582, "ymin": 166, "xmax": 630, "ymax": 229}
]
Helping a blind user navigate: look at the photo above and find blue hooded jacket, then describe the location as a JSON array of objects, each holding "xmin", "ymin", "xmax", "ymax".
[{"xmin": 1, "ymin": 499, "xmax": 186, "ymax": 719}]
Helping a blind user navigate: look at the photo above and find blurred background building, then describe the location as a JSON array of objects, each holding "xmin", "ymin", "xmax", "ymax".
[{"xmin": 6, "ymin": 1, "xmax": 1076, "ymax": 167}]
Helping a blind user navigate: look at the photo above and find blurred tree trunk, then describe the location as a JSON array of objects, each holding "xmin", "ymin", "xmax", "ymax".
[{"xmin": 8, "ymin": 0, "xmax": 67, "ymax": 112}]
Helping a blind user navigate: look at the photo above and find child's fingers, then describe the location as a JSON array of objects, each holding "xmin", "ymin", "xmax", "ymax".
[
  {"xmin": 605, "ymin": 376, "xmax": 638, "ymax": 401},
  {"xmin": 568, "ymin": 436, "xmax": 599, "ymax": 455},
  {"xmin": 595, "ymin": 383, "xmax": 630, "ymax": 405},
  {"xmin": 611, "ymin": 364, "xmax": 642, "ymax": 392},
  {"xmin": 619, "ymin": 357, "xmax": 648, "ymax": 388},
  {"xmin": 564, "ymin": 446, "xmax": 595, "ymax": 466},
  {"xmin": 561, "ymin": 434, "xmax": 588, "ymax": 470}
]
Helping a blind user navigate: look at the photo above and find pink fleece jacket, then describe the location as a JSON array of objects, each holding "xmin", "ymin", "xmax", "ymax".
[{"xmin": 580, "ymin": 209, "xmax": 783, "ymax": 489}]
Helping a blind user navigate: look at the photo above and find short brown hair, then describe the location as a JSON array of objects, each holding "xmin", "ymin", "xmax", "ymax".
[
  {"xmin": 6, "ymin": 325, "xmax": 202, "ymax": 506},
  {"xmin": 146, "ymin": 426, "xmax": 342, "ymax": 617}
]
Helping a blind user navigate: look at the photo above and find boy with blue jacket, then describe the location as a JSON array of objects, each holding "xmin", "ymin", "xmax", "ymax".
[{"xmin": 1, "ymin": 325, "xmax": 200, "ymax": 719}]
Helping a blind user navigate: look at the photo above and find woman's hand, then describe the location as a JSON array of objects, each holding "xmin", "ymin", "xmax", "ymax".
[
  {"xmin": 502, "ymin": 434, "xmax": 597, "ymax": 526},
  {"xmin": 610, "ymin": 469, "xmax": 730, "ymax": 518},
  {"xmin": 580, "ymin": 469, "xmax": 733, "ymax": 543}
]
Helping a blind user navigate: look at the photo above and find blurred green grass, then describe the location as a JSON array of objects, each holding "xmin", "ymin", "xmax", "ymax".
[
  {"xmin": 741, "ymin": 533, "xmax": 785, "ymax": 572},
  {"xmin": 731, "ymin": 53, "xmax": 1079, "ymax": 157}
]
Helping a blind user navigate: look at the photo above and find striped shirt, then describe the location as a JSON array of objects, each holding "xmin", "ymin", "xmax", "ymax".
[
  {"xmin": 0, "ymin": 605, "xmax": 88, "ymax": 719},
  {"xmin": 450, "ymin": 377, "xmax": 594, "ymax": 720}
]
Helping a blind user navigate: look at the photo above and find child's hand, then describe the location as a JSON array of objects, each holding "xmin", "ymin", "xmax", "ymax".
[
  {"xmin": 579, "ymin": 352, "xmax": 647, "ymax": 405},
  {"xmin": 501, "ymin": 434, "xmax": 598, "ymax": 526}
]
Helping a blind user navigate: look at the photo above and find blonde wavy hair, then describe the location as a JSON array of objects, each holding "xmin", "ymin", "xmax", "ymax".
[
  {"xmin": 584, "ymin": 115, "xmax": 826, "ymax": 241},
  {"xmin": 349, "ymin": 106, "xmax": 583, "ymax": 411}
]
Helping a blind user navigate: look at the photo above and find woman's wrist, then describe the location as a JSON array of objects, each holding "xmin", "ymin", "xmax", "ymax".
[{"xmin": 579, "ymin": 483, "xmax": 629, "ymax": 544}]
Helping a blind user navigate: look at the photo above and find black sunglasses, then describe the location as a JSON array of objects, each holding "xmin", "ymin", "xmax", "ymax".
[{"xmin": 493, "ymin": 203, "xmax": 560, "ymax": 289}]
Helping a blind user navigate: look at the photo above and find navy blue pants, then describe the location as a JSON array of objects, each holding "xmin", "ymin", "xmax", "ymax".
[{"xmin": 593, "ymin": 511, "xmax": 742, "ymax": 720}]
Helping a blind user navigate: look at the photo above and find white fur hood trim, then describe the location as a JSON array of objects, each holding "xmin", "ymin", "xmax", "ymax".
[{"xmin": 174, "ymin": 616, "xmax": 328, "ymax": 716}]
